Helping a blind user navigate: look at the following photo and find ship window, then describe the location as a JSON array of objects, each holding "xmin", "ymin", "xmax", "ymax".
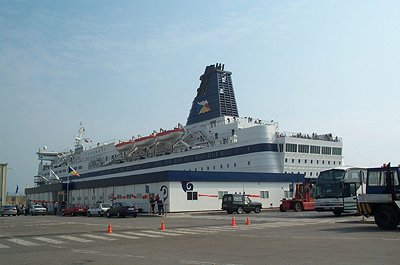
[
  {"xmin": 227, "ymin": 164, "xmax": 229, "ymax": 168},
  {"xmin": 316, "ymin": 160, "xmax": 319, "ymax": 164},
  {"xmin": 207, "ymin": 166, "xmax": 210, "ymax": 170},
  {"xmin": 311, "ymin": 160, "xmax": 313, "ymax": 164},
  {"xmin": 328, "ymin": 161, "xmax": 330, "ymax": 165},
  {"xmin": 305, "ymin": 159, "xmax": 307, "ymax": 164},
  {"xmin": 279, "ymin": 144, "xmax": 284, "ymax": 152},
  {"xmin": 292, "ymin": 159, "xmax": 294, "ymax": 163},
  {"xmin": 213, "ymin": 165, "xmax": 216, "ymax": 170},
  {"xmin": 285, "ymin": 158, "xmax": 288, "ymax": 163},
  {"xmin": 322, "ymin": 160, "xmax": 325, "ymax": 164},
  {"xmin": 220, "ymin": 164, "xmax": 223, "ymax": 169},
  {"xmin": 332, "ymin": 147, "xmax": 342, "ymax": 155},
  {"xmin": 215, "ymin": 133, "xmax": 218, "ymax": 139},
  {"xmin": 248, "ymin": 161, "xmax": 251, "ymax": 166},
  {"xmin": 310, "ymin": 145, "xmax": 320, "ymax": 154},
  {"xmin": 234, "ymin": 163, "xmax": 236, "ymax": 167},
  {"xmin": 321, "ymin": 147, "xmax": 332, "ymax": 155},
  {"xmin": 310, "ymin": 172, "xmax": 313, "ymax": 176},
  {"xmin": 339, "ymin": 161, "xmax": 341, "ymax": 165},
  {"xmin": 298, "ymin": 159, "xmax": 301, "ymax": 163},
  {"xmin": 298, "ymin": 145, "xmax": 309, "ymax": 153},
  {"xmin": 285, "ymin": 143, "xmax": 297, "ymax": 152}
]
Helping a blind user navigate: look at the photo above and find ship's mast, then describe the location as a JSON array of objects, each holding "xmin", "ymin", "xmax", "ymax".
[
  {"xmin": 74, "ymin": 122, "xmax": 90, "ymax": 153},
  {"xmin": 74, "ymin": 122, "xmax": 85, "ymax": 148}
]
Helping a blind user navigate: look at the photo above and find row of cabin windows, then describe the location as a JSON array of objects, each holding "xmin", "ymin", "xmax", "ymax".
[
  {"xmin": 284, "ymin": 144, "xmax": 342, "ymax": 155},
  {"xmin": 50, "ymin": 165, "xmax": 83, "ymax": 175},
  {"xmin": 187, "ymin": 161, "xmax": 251, "ymax": 171},
  {"xmin": 284, "ymin": 171, "xmax": 319, "ymax": 177},
  {"xmin": 285, "ymin": 158, "xmax": 341, "ymax": 166}
]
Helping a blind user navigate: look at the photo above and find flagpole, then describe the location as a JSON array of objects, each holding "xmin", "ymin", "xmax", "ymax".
[{"xmin": 67, "ymin": 174, "xmax": 70, "ymax": 206}]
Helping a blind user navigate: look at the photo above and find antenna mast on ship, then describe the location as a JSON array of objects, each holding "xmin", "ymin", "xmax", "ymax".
[{"xmin": 74, "ymin": 122, "xmax": 90, "ymax": 153}]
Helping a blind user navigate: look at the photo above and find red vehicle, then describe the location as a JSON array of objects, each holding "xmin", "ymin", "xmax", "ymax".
[
  {"xmin": 61, "ymin": 204, "xmax": 88, "ymax": 216},
  {"xmin": 280, "ymin": 182, "xmax": 315, "ymax": 212}
]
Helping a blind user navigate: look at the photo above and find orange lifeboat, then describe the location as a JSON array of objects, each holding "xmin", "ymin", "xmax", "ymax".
[
  {"xmin": 156, "ymin": 128, "xmax": 184, "ymax": 142},
  {"xmin": 115, "ymin": 140, "xmax": 135, "ymax": 152},
  {"xmin": 134, "ymin": 134, "xmax": 156, "ymax": 147}
]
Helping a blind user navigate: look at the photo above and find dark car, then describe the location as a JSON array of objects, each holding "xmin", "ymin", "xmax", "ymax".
[
  {"xmin": 61, "ymin": 205, "xmax": 88, "ymax": 216},
  {"xmin": 221, "ymin": 194, "xmax": 262, "ymax": 214},
  {"xmin": 106, "ymin": 202, "xmax": 138, "ymax": 218}
]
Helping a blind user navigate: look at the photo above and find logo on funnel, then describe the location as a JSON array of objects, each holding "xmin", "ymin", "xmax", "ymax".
[{"xmin": 197, "ymin": 100, "xmax": 210, "ymax": 114}]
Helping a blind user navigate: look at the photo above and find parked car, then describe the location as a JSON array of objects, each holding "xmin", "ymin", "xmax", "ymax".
[
  {"xmin": 106, "ymin": 202, "xmax": 138, "ymax": 218},
  {"xmin": 0, "ymin": 205, "xmax": 17, "ymax": 216},
  {"xmin": 221, "ymin": 194, "xmax": 262, "ymax": 214},
  {"xmin": 61, "ymin": 205, "xmax": 88, "ymax": 216},
  {"xmin": 87, "ymin": 202, "xmax": 111, "ymax": 217},
  {"xmin": 27, "ymin": 204, "xmax": 48, "ymax": 216}
]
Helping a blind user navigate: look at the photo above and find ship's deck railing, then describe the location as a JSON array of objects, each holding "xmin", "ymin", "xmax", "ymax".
[
  {"xmin": 276, "ymin": 132, "xmax": 342, "ymax": 142},
  {"xmin": 84, "ymin": 139, "xmax": 117, "ymax": 150},
  {"xmin": 208, "ymin": 116, "xmax": 276, "ymax": 129}
]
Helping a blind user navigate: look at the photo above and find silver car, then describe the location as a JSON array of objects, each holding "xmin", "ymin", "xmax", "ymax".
[
  {"xmin": 28, "ymin": 205, "xmax": 48, "ymax": 216},
  {"xmin": 87, "ymin": 203, "xmax": 111, "ymax": 217},
  {"xmin": 0, "ymin": 205, "xmax": 17, "ymax": 216}
]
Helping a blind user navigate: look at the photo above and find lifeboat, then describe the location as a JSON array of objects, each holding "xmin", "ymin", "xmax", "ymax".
[
  {"xmin": 134, "ymin": 134, "xmax": 156, "ymax": 147},
  {"xmin": 156, "ymin": 128, "xmax": 185, "ymax": 142},
  {"xmin": 115, "ymin": 140, "xmax": 135, "ymax": 152}
]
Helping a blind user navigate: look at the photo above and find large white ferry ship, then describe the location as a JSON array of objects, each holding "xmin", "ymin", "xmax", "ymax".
[{"xmin": 28, "ymin": 64, "xmax": 343, "ymax": 212}]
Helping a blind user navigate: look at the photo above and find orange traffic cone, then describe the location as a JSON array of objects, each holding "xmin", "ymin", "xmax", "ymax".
[
  {"xmin": 107, "ymin": 223, "xmax": 112, "ymax": 234},
  {"xmin": 245, "ymin": 217, "xmax": 251, "ymax": 225},
  {"xmin": 231, "ymin": 217, "xmax": 237, "ymax": 227},
  {"xmin": 160, "ymin": 220, "xmax": 166, "ymax": 231}
]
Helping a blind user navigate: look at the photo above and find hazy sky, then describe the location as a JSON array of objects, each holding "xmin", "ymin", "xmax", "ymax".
[{"xmin": 1, "ymin": 1, "xmax": 399, "ymax": 194}]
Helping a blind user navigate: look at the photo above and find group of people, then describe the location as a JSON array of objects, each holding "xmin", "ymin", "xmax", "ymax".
[{"xmin": 149, "ymin": 195, "xmax": 165, "ymax": 215}]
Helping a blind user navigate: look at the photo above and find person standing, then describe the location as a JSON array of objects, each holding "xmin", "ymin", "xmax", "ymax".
[
  {"xmin": 155, "ymin": 195, "xmax": 164, "ymax": 215},
  {"xmin": 54, "ymin": 201, "xmax": 58, "ymax": 215},
  {"xmin": 149, "ymin": 196, "xmax": 156, "ymax": 214}
]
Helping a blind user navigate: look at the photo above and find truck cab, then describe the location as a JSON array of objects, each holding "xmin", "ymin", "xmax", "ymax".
[{"xmin": 358, "ymin": 164, "xmax": 400, "ymax": 230}]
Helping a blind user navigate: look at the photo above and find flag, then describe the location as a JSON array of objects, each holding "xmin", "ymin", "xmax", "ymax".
[
  {"xmin": 50, "ymin": 169, "xmax": 61, "ymax": 182},
  {"xmin": 15, "ymin": 185, "xmax": 19, "ymax": 194},
  {"xmin": 68, "ymin": 166, "xmax": 80, "ymax": 177}
]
